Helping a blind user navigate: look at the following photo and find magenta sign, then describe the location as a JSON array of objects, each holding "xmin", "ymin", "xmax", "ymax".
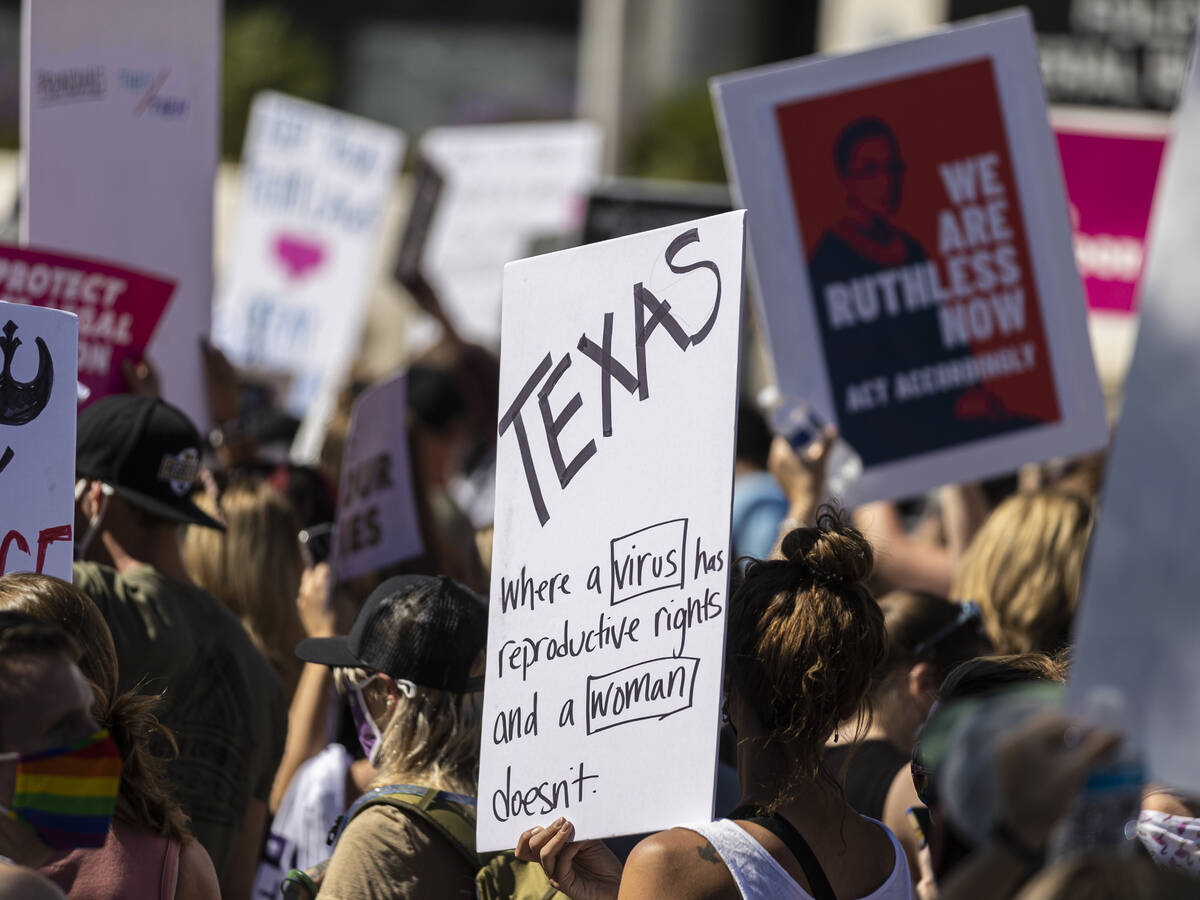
[{"xmin": 1056, "ymin": 128, "xmax": 1166, "ymax": 316}]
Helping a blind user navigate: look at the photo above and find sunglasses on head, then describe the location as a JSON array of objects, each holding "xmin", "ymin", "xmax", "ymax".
[{"xmin": 911, "ymin": 601, "xmax": 982, "ymax": 659}]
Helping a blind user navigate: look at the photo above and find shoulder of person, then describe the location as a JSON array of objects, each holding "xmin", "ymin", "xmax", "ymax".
[
  {"xmin": 0, "ymin": 864, "xmax": 66, "ymax": 900},
  {"xmin": 339, "ymin": 802, "xmax": 428, "ymax": 854},
  {"xmin": 175, "ymin": 839, "xmax": 220, "ymax": 900},
  {"xmin": 72, "ymin": 559, "xmax": 117, "ymax": 598},
  {"xmin": 624, "ymin": 827, "xmax": 737, "ymax": 893}
]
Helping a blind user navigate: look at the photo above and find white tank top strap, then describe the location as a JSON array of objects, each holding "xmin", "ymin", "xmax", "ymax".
[{"xmin": 680, "ymin": 817, "xmax": 915, "ymax": 900}]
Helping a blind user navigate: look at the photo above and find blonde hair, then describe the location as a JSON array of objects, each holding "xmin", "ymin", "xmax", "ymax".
[
  {"xmin": 952, "ymin": 491, "xmax": 1092, "ymax": 655},
  {"xmin": 335, "ymin": 663, "xmax": 483, "ymax": 796},
  {"xmin": 1016, "ymin": 852, "xmax": 1195, "ymax": 900},
  {"xmin": 184, "ymin": 478, "xmax": 306, "ymax": 698}
]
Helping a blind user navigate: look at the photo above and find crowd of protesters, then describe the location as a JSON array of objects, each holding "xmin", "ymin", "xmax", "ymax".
[{"xmin": 1, "ymin": 304, "xmax": 1198, "ymax": 900}]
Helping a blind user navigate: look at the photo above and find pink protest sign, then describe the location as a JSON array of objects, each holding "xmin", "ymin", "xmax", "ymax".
[
  {"xmin": 0, "ymin": 245, "xmax": 175, "ymax": 407},
  {"xmin": 1055, "ymin": 125, "xmax": 1166, "ymax": 316}
]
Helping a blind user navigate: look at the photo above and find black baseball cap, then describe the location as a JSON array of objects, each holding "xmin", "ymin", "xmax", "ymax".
[
  {"xmin": 76, "ymin": 395, "xmax": 224, "ymax": 531},
  {"xmin": 296, "ymin": 574, "xmax": 487, "ymax": 693}
]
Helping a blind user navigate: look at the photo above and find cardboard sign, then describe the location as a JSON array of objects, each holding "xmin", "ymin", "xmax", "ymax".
[
  {"xmin": 582, "ymin": 179, "xmax": 732, "ymax": 245},
  {"xmin": 1067, "ymin": 35, "xmax": 1200, "ymax": 798},
  {"xmin": 712, "ymin": 11, "xmax": 1107, "ymax": 504},
  {"xmin": 411, "ymin": 121, "xmax": 602, "ymax": 348},
  {"xmin": 0, "ymin": 301, "xmax": 78, "ymax": 580},
  {"xmin": 22, "ymin": 0, "xmax": 219, "ymax": 427},
  {"xmin": 332, "ymin": 373, "xmax": 423, "ymax": 582},
  {"xmin": 214, "ymin": 92, "xmax": 405, "ymax": 417},
  {"xmin": 1053, "ymin": 111, "xmax": 1168, "ymax": 316},
  {"xmin": 477, "ymin": 211, "xmax": 745, "ymax": 850},
  {"xmin": 0, "ymin": 244, "xmax": 174, "ymax": 408}
]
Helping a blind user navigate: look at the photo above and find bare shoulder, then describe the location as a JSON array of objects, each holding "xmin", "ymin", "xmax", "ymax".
[
  {"xmin": 0, "ymin": 865, "xmax": 66, "ymax": 900},
  {"xmin": 620, "ymin": 828, "xmax": 738, "ymax": 900},
  {"xmin": 175, "ymin": 839, "xmax": 221, "ymax": 900}
]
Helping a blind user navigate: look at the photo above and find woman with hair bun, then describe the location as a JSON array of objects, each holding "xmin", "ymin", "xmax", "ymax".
[
  {"xmin": 518, "ymin": 508, "xmax": 914, "ymax": 899},
  {"xmin": 0, "ymin": 573, "xmax": 218, "ymax": 900}
]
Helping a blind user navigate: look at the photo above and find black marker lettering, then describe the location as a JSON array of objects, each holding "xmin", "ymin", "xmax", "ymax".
[
  {"xmin": 537, "ymin": 354, "xmax": 597, "ymax": 489},
  {"xmin": 633, "ymin": 283, "xmax": 690, "ymax": 401},
  {"xmin": 498, "ymin": 354, "xmax": 554, "ymax": 525},
  {"xmin": 577, "ymin": 311, "xmax": 639, "ymax": 437},
  {"xmin": 664, "ymin": 227, "xmax": 722, "ymax": 346}
]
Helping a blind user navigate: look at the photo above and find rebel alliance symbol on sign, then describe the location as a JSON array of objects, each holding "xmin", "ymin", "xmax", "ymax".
[{"xmin": 0, "ymin": 320, "xmax": 55, "ymax": 475}]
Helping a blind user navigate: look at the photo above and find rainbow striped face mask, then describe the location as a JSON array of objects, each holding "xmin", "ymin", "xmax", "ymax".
[{"xmin": 0, "ymin": 730, "xmax": 122, "ymax": 850}]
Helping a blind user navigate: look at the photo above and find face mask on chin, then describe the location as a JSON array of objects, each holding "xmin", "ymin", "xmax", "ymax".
[
  {"xmin": 1138, "ymin": 810, "xmax": 1200, "ymax": 873},
  {"xmin": 0, "ymin": 730, "xmax": 122, "ymax": 851}
]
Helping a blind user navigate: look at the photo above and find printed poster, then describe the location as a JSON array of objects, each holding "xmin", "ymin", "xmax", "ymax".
[
  {"xmin": 477, "ymin": 211, "xmax": 745, "ymax": 850},
  {"xmin": 713, "ymin": 11, "xmax": 1107, "ymax": 503},
  {"xmin": 0, "ymin": 244, "xmax": 174, "ymax": 408},
  {"xmin": 0, "ymin": 301, "xmax": 78, "ymax": 580}
]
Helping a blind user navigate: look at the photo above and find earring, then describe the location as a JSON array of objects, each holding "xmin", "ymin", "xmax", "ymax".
[
  {"xmin": 386, "ymin": 697, "xmax": 394, "ymax": 708},
  {"xmin": 833, "ymin": 730, "xmax": 840, "ymax": 744}
]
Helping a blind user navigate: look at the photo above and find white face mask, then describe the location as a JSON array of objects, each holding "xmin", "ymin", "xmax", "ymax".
[
  {"xmin": 346, "ymin": 676, "xmax": 415, "ymax": 767},
  {"xmin": 1138, "ymin": 810, "xmax": 1200, "ymax": 873}
]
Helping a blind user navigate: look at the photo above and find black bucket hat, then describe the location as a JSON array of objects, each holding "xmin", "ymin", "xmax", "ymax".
[
  {"xmin": 76, "ymin": 395, "xmax": 224, "ymax": 531},
  {"xmin": 296, "ymin": 574, "xmax": 487, "ymax": 693}
]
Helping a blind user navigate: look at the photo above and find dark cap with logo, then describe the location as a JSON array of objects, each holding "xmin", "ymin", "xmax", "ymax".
[
  {"xmin": 76, "ymin": 395, "xmax": 223, "ymax": 531},
  {"xmin": 296, "ymin": 574, "xmax": 487, "ymax": 693}
]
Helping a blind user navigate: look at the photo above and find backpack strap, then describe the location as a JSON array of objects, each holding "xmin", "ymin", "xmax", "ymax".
[
  {"xmin": 747, "ymin": 814, "xmax": 837, "ymax": 900},
  {"xmin": 330, "ymin": 784, "xmax": 480, "ymax": 872}
]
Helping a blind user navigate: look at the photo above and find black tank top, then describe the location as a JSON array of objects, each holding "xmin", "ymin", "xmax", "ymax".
[{"xmin": 823, "ymin": 739, "xmax": 910, "ymax": 820}]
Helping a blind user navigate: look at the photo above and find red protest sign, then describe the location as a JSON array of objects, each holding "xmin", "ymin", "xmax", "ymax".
[{"xmin": 0, "ymin": 244, "xmax": 175, "ymax": 408}]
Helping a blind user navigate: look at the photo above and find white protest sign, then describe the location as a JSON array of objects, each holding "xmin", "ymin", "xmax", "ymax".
[
  {"xmin": 214, "ymin": 92, "xmax": 405, "ymax": 418},
  {"xmin": 414, "ymin": 121, "xmax": 602, "ymax": 348},
  {"xmin": 1067, "ymin": 34, "xmax": 1200, "ymax": 797},
  {"xmin": 477, "ymin": 210, "xmax": 745, "ymax": 851},
  {"xmin": 22, "ymin": 0, "xmax": 219, "ymax": 427},
  {"xmin": 712, "ymin": 11, "xmax": 1107, "ymax": 504},
  {"xmin": 333, "ymin": 373, "xmax": 423, "ymax": 582},
  {"xmin": 0, "ymin": 301, "xmax": 77, "ymax": 580}
]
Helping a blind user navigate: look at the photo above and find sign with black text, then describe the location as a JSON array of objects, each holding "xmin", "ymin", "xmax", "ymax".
[
  {"xmin": 0, "ymin": 301, "xmax": 78, "ymax": 580},
  {"xmin": 332, "ymin": 373, "xmax": 423, "ymax": 582},
  {"xmin": 477, "ymin": 211, "xmax": 745, "ymax": 850},
  {"xmin": 713, "ymin": 11, "xmax": 1107, "ymax": 503}
]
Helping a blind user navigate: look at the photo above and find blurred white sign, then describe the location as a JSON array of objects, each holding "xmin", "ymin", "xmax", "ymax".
[
  {"xmin": 333, "ymin": 373, "xmax": 423, "ymax": 582},
  {"xmin": 22, "ymin": 0, "xmax": 219, "ymax": 427},
  {"xmin": 214, "ymin": 92, "xmax": 404, "ymax": 418},
  {"xmin": 415, "ymin": 121, "xmax": 602, "ymax": 348},
  {"xmin": 1068, "ymin": 25, "xmax": 1200, "ymax": 798}
]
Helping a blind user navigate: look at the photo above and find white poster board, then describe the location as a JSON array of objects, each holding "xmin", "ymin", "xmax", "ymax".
[
  {"xmin": 333, "ymin": 372, "xmax": 423, "ymax": 581},
  {"xmin": 1067, "ymin": 35, "xmax": 1200, "ymax": 797},
  {"xmin": 477, "ymin": 210, "xmax": 745, "ymax": 851},
  {"xmin": 214, "ymin": 92, "xmax": 404, "ymax": 420},
  {"xmin": 415, "ymin": 121, "xmax": 602, "ymax": 349},
  {"xmin": 22, "ymin": 0, "xmax": 219, "ymax": 427},
  {"xmin": 712, "ymin": 11, "xmax": 1107, "ymax": 505},
  {"xmin": 0, "ymin": 301, "xmax": 77, "ymax": 580}
]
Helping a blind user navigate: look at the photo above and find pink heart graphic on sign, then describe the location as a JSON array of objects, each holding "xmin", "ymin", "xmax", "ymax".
[{"xmin": 274, "ymin": 234, "xmax": 326, "ymax": 280}]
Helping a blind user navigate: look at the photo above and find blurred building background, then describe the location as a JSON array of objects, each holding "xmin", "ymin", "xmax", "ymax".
[{"xmin": 0, "ymin": 0, "xmax": 1195, "ymax": 387}]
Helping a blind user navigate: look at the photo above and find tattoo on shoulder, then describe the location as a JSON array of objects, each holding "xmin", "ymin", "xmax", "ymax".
[{"xmin": 697, "ymin": 840, "xmax": 721, "ymax": 865}]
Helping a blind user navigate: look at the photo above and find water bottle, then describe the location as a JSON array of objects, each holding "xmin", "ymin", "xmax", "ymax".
[
  {"xmin": 757, "ymin": 386, "xmax": 863, "ymax": 500},
  {"xmin": 1049, "ymin": 686, "xmax": 1144, "ymax": 859}
]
